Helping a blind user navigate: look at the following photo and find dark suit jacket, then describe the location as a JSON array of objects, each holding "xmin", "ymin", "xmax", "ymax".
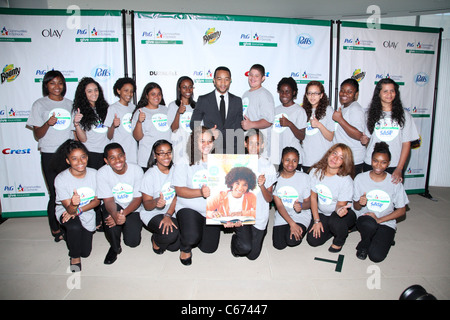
[{"xmin": 190, "ymin": 90, "xmax": 243, "ymax": 153}]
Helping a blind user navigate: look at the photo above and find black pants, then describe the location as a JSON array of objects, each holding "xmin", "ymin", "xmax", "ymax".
[
  {"xmin": 59, "ymin": 215, "xmax": 94, "ymax": 259},
  {"xmin": 101, "ymin": 203, "xmax": 142, "ymax": 253},
  {"xmin": 246, "ymin": 226, "xmax": 267, "ymax": 260},
  {"xmin": 41, "ymin": 153, "xmax": 60, "ymax": 234},
  {"xmin": 307, "ymin": 210, "xmax": 356, "ymax": 247},
  {"xmin": 273, "ymin": 223, "xmax": 308, "ymax": 250},
  {"xmin": 176, "ymin": 208, "xmax": 221, "ymax": 254},
  {"xmin": 87, "ymin": 151, "xmax": 105, "ymax": 228},
  {"xmin": 356, "ymin": 215, "xmax": 396, "ymax": 263},
  {"xmin": 147, "ymin": 214, "xmax": 180, "ymax": 251}
]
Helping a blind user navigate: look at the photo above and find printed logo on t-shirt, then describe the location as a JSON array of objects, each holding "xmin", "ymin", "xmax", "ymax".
[
  {"xmin": 180, "ymin": 111, "xmax": 192, "ymax": 133},
  {"xmin": 77, "ymin": 187, "xmax": 96, "ymax": 207},
  {"xmin": 161, "ymin": 181, "xmax": 175, "ymax": 205},
  {"xmin": 49, "ymin": 108, "xmax": 71, "ymax": 131},
  {"xmin": 366, "ymin": 189, "xmax": 391, "ymax": 213},
  {"xmin": 273, "ymin": 113, "xmax": 288, "ymax": 133},
  {"xmin": 374, "ymin": 118, "xmax": 400, "ymax": 142},
  {"xmin": 122, "ymin": 112, "xmax": 133, "ymax": 133},
  {"xmin": 316, "ymin": 183, "xmax": 333, "ymax": 205},
  {"xmin": 306, "ymin": 122, "xmax": 319, "ymax": 136},
  {"xmin": 93, "ymin": 120, "xmax": 108, "ymax": 133},
  {"xmin": 192, "ymin": 169, "xmax": 208, "ymax": 188},
  {"xmin": 112, "ymin": 183, "xmax": 133, "ymax": 203},
  {"xmin": 152, "ymin": 113, "xmax": 169, "ymax": 132},
  {"xmin": 242, "ymin": 97, "xmax": 249, "ymax": 116},
  {"xmin": 276, "ymin": 186, "xmax": 299, "ymax": 209}
]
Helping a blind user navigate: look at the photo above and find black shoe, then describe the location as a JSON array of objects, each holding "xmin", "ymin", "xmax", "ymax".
[
  {"xmin": 70, "ymin": 259, "xmax": 81, "ymax": 272},
  {"xmin": 328, "ymin": 245, "xmax": 342, "ymax": 253},
  {"xmin": 180, "ymin": 252, "xmax": 192, "ymax": 266},
  {"xmin": 104, "ymin": 247, "xmax": 118, "ymax": 265},
  {"xmin": 356, "ymin": 249, "xmax": 368, "ymax": 260},
  {"xmin": 152, "ymin": 236, "xmax": 165, "ymax": 255}
]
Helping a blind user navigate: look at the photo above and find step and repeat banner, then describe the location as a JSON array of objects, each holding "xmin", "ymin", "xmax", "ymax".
[
  {"xmin": 133, "ymin": 12, "xmax": 332, "ymax": 106},
  {"xmin": 0, "ymin": 9, "xmax": 441, "ymax": 218},
  {"xmin": 337, "ymin": 21, "xmax": 440, "ymax": 194},
  {"xmin": 0, "ymin": 9, "xmax": 125, "ymax": 218}
]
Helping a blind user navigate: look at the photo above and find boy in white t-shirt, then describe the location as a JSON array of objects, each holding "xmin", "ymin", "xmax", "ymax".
[
  {"xmin": 241, "ymin": 64, "xmax": 275, "ymax": 157},
  {"xmin": 97, "ymin": 143, "xmax": 144, "ymax": 265}
]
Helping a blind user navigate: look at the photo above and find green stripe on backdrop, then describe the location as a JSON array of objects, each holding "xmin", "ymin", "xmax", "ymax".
[
  {"xmin": 2, "ymin": 211, "xmax": 47, "ymax": 218},
  {"xmin": 340, "ymin": 20, "xmax": 440, "ymax": 34},
  {"xmin": 134, "ymin": 11, "xmax": 332, "ymax": 26},
  {"xmin": 0, "ymin": 8, "xmax": 121, "ymax": 16}
]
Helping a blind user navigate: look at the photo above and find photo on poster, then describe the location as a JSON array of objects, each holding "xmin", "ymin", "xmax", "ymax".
[{"xmin": 206, "ymin": 154, "xmax": 258, "ymax": 225}]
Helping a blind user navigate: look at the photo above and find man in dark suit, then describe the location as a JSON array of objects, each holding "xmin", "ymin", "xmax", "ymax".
[{"xmin": 190, "ymin": 66, "xmax": 244, "ymax": 154}]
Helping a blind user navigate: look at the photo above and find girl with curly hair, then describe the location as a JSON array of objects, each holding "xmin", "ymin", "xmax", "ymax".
[
  {"xmin": 72, "ymin": 77, "xmax": 110, "ymax": 170},
  {"xmin": 307, "ymin": 143, "xmax": 355, "ymax": 253},
  {"xmin": 272, "ymin": 147, "xmax": 311, "ymax": 250},
  {"xmin": 26, "ymin": 70, "xmax": 74, "ymax": 242},
  {"xmin": 105, "ymin": 77, "xmax": 138, "ymax": 164},
  {"xmin": 206, "ymin": 166, "xmax": 257, "ymax": 219},
  {"xmin": 132, "ymin": 82, "xmax": 171, "ymax": 171},
  {"xmin": 301, "ymin": 81, "xmax": 335, "ymax": 172},
  {"xmin": 361, "ymin": 78, "xmax": 419, "ymax": 184}
]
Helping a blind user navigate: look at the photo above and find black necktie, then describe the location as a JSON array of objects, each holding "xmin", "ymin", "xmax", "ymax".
[{"xmin": 220, "ymin": 95, "xmax": 225, "ymax": 123}]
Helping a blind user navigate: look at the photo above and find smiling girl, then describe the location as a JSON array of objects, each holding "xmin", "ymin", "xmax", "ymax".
[
  {"xmin": 72, "ymin": 77, "xmax": 110, "ymax": 170},
  {"xmin": 333, "ymin": 78, "xmax": 366, "ymax": 174},
  {"xmin": 140, "ymin": 140, "xmax": 179, "ymax": 255},
  {"xmin": 105, "ymin": 77, "xmax": 138, "ymax": 164},
  {"xmin": 173, "ymin": 126, "xmax": 220, "ymax": 265},
  {"xmin": 272, "ymin": 147, "xmax": 312, "ymax": 250},
  {"xmin": 361, "ymin": 78, "xmax": 419, "ymax": 184},
  {"xmin": 167, "ymin": 76, "xmax": 196, "ymax": 164},
  {"xmin": 301, "ymin": 81, "xmax": 335, "ymax": 172},
  {"xmin": 271, "ymin": 77, "xmax": 307, "ymax": 165},
  {"xmin": 27, "ymin": 70, "xmax": 74, "ymax": 242},
  {"xmin": 353, "ymin": 142, "xmax": 408, "ymax": 262},
  {"xmin": 54, "ymin": 139, "xmax": 99, "ymax": 272},
  {"xmin": 307, "ymin": 143, "xmax": 355, "ymax": 253},
  {"xmin": 132, "ymin": 82, "xmax": 171, "ymax": 171}
]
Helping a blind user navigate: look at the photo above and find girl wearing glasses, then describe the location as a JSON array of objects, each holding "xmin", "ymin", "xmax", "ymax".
[
  {"xmin": 301, "ymin": 81, "xmax": 335, "ymax": 173},
  {"xmin": 140, "ymin": 140, "xmax": 179, "ymax": 255}
]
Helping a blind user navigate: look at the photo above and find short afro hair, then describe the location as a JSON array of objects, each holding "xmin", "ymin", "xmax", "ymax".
[{"xmin": 225, "ymin": 166, "xmax": 256, "ymax": 191}]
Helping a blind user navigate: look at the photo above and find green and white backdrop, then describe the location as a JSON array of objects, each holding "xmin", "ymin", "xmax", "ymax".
[{"xmin": 0, "ymin": 9, "xmax": 441, "ymax": 218}]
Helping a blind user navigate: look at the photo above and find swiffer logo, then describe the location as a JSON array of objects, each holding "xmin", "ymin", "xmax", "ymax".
[
  {"xmin": 296, "ymin": 33, "xmax": 314, "ymax": 49},
  {"xmin": 2, "ymin": 148, "xmax": 31, "ymax": 154}
]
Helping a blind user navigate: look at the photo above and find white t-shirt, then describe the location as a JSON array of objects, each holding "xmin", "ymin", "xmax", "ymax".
[
  {"xmin": 309, "ymin": 168, "xmax": 353, "ymax": 216},
  {"xmin": 242, "ymin": 87, "xmax": 275, "ymax": 157},
  {"xmin": 26, "ymin": 96, "xmax": 74, "ymax": 153},
  {"xmin": 131, "ymin": 105, "xmax": 172, "ymax": 167},
  {"xmin": 353, "ymin": 171, "xmax": 409, "ymax": 230},
  {"xmin": 364, "ymin": 110, "xmax": 419, "ymax": 167},
  {"xmin": 69, "ymin": 110, "xmax": 110, "ymax": 154},
  {"xmin": 96, "ymin": 162, "xmax": 143, "ymax": 210},
  {"xmin": 333, "ymin": 101, "xmax": 366, "ymax": 165},
  {"xmin": 301, "ymin": 106, "xmax": 335, "ymax": 167},
  {"xmin": 167, "ymin": 101, "xmax": 194, "ymax": 164},
  {"xmin": 139, "ymin": 165, "xmax": 176, "ymax": 225},
  {"xmin": 271, "ymin": 103, "xmax": 307, "ymax": 165},
  {"xmin": 54, "ymin": 167, "xmax": 97, "ymax": 232},
  {"xmin": 253, "ymin": 156, "xmax": 277, "ymax": 230},
  {"xmin": 172, "ymin": 161, "xmax": 208, "ymax": 217},
  {"xmin": 273, "ymin": 171, "xmax": 311, "ymax": 228},
  {"xmin": 105, "ymin": 101, "xmax": 138, "ymax": 164}
]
